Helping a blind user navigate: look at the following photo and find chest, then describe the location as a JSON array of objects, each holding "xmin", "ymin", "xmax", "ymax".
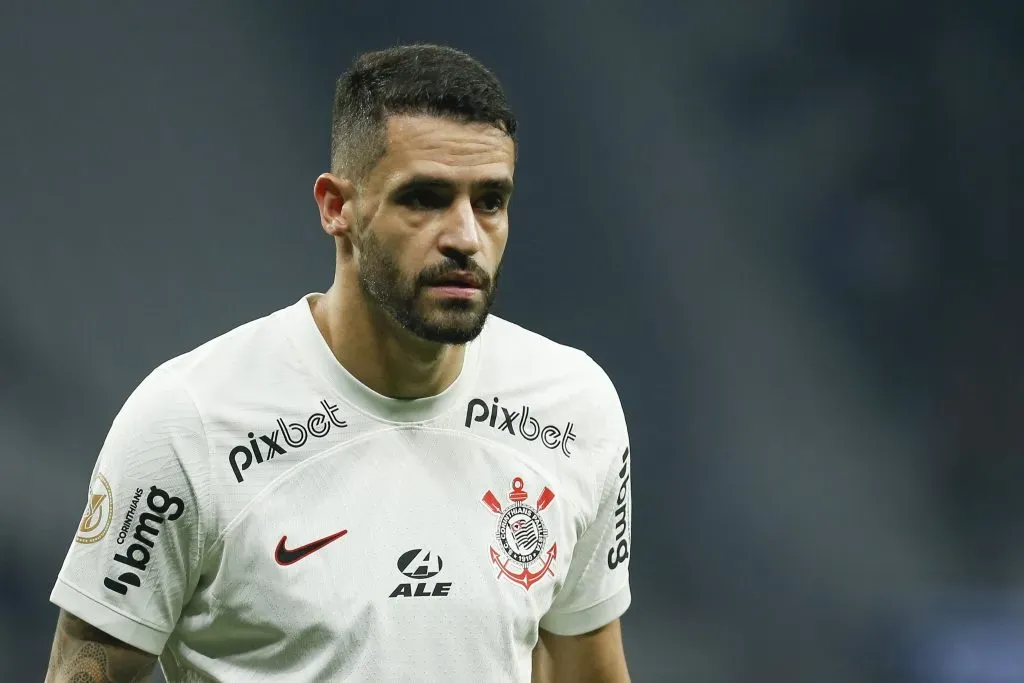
[{"xmin": 204, "ymin": 429, "xmax": 585, "ymax": 645}]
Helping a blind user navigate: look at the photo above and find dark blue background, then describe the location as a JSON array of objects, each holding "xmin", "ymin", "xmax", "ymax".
[{"xmin": 1, "ymin": 2, "xmax": 1021, "ymax": 681}]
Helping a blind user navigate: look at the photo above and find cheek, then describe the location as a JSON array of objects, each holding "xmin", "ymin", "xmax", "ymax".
[
  {"xmin": 363, "ymin": 218, "xmax": 418, "ymax": 272},
  {"xmin": 487, "ymin": 223, "xmax": 510, "ymax": 263},
  {"xmin": 392, "ymin": 239, "xmax": 438, "ymax": 286}
]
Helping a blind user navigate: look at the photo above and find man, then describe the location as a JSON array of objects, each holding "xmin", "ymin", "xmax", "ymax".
[{"xmin": 45, "ymin": 44, "xmax": 633, "ymax": 682}]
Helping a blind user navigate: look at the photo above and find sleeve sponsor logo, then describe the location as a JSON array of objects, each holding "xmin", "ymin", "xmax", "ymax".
[
  {"xmin": 115, "ymin": 487, "xmax": 145, "ymax": 545},
  {"xmin": 229, "ymin": 400, "xmax": 348, "ymax": 483},
  {"xmin": 606, "ymin": 446, "xmax": 631, "ymax": 570},
  {"xmin": 75, "ymin": 473, "xmax": 113, "ymax": 544},
  {"xmin": 103, "ymin": 486, "xmax": 185, "ymax": 596},
  {"xmin": 465, "ymin": 397, "xmax": 577, "ymax": 457}
]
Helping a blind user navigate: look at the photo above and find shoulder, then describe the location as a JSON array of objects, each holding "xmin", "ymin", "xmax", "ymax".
[
  {"xmin": 478, "ymin": 315, "xmax": 622, "ymax": 414},
  {"xmin": 108, "ymin": 300, "xmax": 302, "ymax": 462},
  {"xmin": 479, "ymin": 316, "xmax": 617, "ymax": 392},
  {"xmin": 470, "ymin": 317, "xmax": 629, "ymax": 522},
  {"xmin": 471, "ymin": 316, "xmax": 626, "ymax": 473},
  {"xmin": 159, "ymin": 302, "xmax": 295, "ymax": 393}
]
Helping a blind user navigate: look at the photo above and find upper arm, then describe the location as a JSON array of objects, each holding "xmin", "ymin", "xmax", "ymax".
[
  {"xmin": 45, "ymin": 609, "xmax": 157, "ymax": 683},
  {"xmin": 49, "ymin": 367, "xmax": 210, "ymax": 655},
  {"xmin": 538, "ymin": 619, "xmax": 630, "ymax": 683}
]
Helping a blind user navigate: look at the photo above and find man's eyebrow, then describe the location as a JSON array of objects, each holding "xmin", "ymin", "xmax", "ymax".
[
  {"xmin": 475, "ymin": 178, "xmax": 514, "ymax": 195},
  {"xmin": 392, "ymin": 176, "xmax": 454, "ymax": 193},
  {"xmin": 391, "ymin": 176, "xmax": 514, "ymax": 195}
]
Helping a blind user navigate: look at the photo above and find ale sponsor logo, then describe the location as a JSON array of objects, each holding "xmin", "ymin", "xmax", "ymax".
[{"xmin": 389, "ymin": 549, "xmax": 452, "ymax": 598}]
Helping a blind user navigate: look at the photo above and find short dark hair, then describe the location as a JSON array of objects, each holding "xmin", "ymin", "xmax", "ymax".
[{"xmin": 329, "ymin": 44, "xmax": 517, "ymax": 183}]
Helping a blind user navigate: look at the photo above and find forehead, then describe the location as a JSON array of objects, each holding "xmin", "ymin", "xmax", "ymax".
[{"xmin": 371, "ymin": 115, "xmax": 515, "ymax": 187}]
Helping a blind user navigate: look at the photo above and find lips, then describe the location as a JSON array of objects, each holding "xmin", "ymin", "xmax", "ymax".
[{"xmin": 429, "ymin": 271, "xmax": 483, "ymax": 289}]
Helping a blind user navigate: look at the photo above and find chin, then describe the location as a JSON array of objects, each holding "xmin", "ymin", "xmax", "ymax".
[
  {"xmin": 412, "ymin": 312, "xmax": 489, "ymax": 344},
  {"xmin": 421, "ymin": 330, "xmax": 480, "ymax": 345}
]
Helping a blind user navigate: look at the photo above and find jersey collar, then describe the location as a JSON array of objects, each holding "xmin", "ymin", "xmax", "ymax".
[{"xmin": 285, "ymin": 293, "xmax": 481, "ymax": 423}]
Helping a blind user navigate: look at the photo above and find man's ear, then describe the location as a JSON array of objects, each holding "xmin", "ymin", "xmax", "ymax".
[{"xmin": 313, "ymin": 173, "xmax": 358, "ymax": 238}]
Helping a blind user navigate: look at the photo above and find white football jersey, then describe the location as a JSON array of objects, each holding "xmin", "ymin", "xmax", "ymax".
[{"xmin": 51, "ymin": 294, "xmax": 633, "ymax": 682}]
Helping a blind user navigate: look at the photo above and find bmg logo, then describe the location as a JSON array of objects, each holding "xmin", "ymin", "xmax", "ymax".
[
  {"xmin": 606, "ymin": 446, "xmax": 630, "ymax": 570},
  {"xmin": 103, "ymin": 486, "xmax": 185, "ymax": 596},
  {"xmin": 464, "ymin": 397, "xmax": 576, "ymax": 458}
]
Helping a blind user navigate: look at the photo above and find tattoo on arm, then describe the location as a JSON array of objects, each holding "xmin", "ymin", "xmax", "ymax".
[{"xmin": 46, "ymin": 610, "xmax": 157, "ymax": 683}]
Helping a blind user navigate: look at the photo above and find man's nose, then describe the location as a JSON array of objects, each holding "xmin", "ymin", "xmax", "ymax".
[{"xmin": 437, "ymin": 198, "xmax": 482, "ymax": 256}]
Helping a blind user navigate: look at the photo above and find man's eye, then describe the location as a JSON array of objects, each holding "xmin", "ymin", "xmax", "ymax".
[
  {"xmin": 476, "ymin": 193, "xmax": 506, "ymax": 213},
  {"xmin": 401, "ymin": 191, "xmax": 448, "ymax": 210}
]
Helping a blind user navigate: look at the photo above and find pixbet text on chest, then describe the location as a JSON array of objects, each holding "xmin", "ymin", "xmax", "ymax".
[
  {"xmin": 464, "ymin": 397, "xmax": 576, "ymax": 457},
  {"xmin": 229, "ymin": 401, "xmax": 347, "ymax": 483}
]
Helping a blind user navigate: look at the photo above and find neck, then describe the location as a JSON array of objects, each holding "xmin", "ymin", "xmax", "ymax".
[{"xmin": 310, "ymin": 284, "xmax": 467, "ymax": 401}]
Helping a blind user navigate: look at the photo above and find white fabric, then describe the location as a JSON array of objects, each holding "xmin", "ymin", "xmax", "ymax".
[{"xmin": 51, "ymin": 294, "xmax": 632, "ymax": 682}]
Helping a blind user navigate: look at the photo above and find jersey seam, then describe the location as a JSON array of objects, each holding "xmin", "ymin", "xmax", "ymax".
[
  {"xmin": 210, "ymin": 423, "xmax": 580, "ymax": 552},
  {"xmin": 212, "ymin": 427, "xmax": 395, "ymax": 548},
  {"xmin": 55, "ymin": 576, "xmax": 171, "ymax": 635},
  {"xmin": 576, "ymin": 350, "xmax": 620, "ymax": 513},
  {"xmin": 399, "ymin": 424, "xmax": 565, "ymax": 480},
  {"xmin": 161, "ymin": 366, "xmax": 211, "ymax": 586},
  {"xmin": 571, "ymin": 439, "xmax": 622, "ymax": 587},
  {"xmin": 403, "ymin": 426, "xmax": 574, "ymax": 518}
]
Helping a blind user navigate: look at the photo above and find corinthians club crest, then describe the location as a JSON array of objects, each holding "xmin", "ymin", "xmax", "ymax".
[{"xmin": 481, "ymin": 477, "xmax": 557, "ymax": 590}]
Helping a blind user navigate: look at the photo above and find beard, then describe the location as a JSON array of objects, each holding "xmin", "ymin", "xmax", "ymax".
[{"xmin": 355, "ymin": 228, "xmax": 502, "ymax": 344}]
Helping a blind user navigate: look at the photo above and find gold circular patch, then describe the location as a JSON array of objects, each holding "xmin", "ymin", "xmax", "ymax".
[{"xmin": 75, "ymin": 473, "xmax": 113, "ymax": 544}]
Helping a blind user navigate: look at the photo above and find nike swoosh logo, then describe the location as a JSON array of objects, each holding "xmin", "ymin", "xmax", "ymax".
[{"xmin": 275, "ymin": 529, "xmax": 348, "ymax": 566}]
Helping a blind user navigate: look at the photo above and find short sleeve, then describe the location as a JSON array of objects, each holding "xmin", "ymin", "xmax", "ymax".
[
  {"xmin": 541, "ymin": 368, "xmax": 632, "ymax": 636},
  {"xmin": 50, "ymin": 366, "xmax": 209, "ymax": 655}
]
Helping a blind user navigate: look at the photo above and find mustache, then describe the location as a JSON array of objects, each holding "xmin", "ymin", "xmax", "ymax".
[{"xmin": 417, "ymin": 260, "xmax": 493, "ymax": 289}]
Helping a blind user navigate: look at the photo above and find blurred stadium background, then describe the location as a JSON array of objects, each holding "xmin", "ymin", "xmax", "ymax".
[{"xmin": 1, "ymin": 2, "xmax": 1022, "ymax": 681}]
